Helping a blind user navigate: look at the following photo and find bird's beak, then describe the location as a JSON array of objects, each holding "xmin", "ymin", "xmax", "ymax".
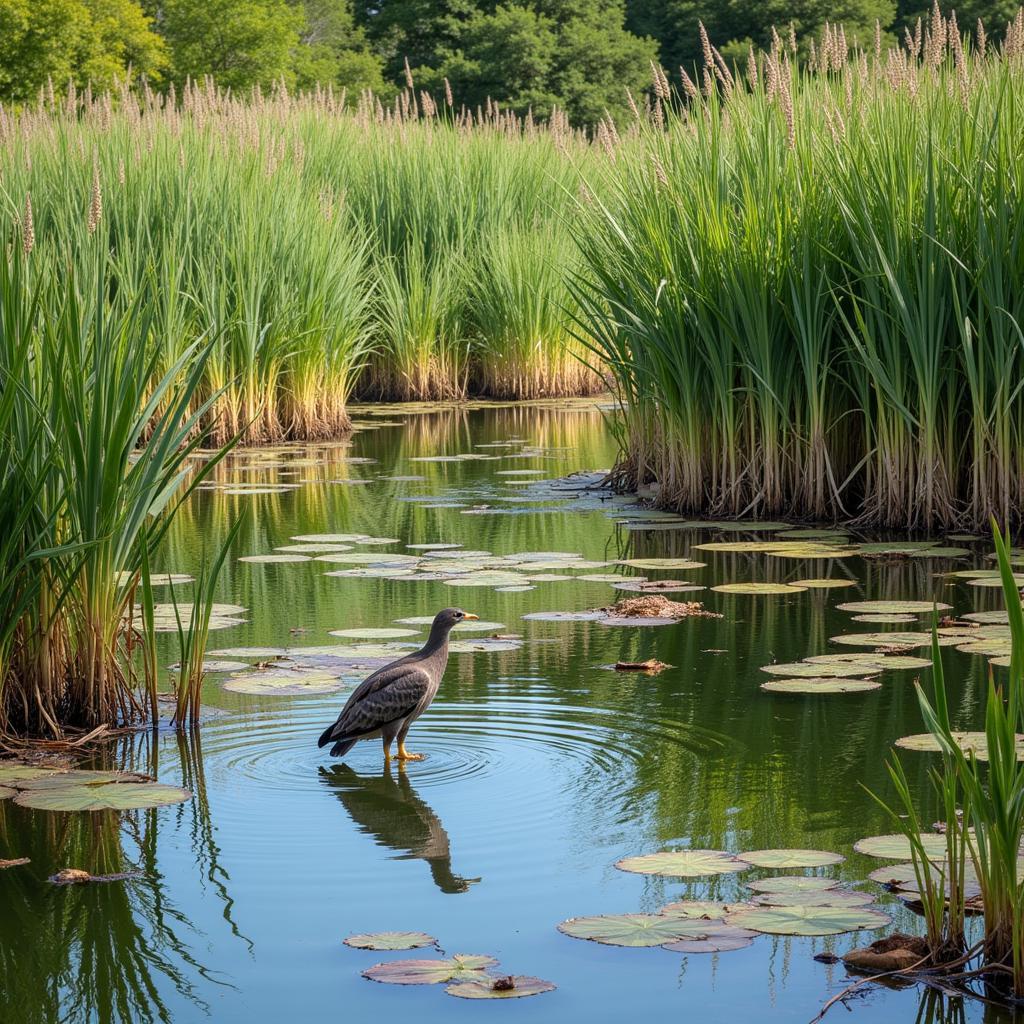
[{"xmin": 463, "ymin": 612, "xmax": 479, "ymax": 620}]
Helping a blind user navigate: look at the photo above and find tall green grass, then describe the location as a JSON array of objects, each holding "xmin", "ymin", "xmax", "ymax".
[
  {"xmin": 0, "ymin": 245, "xmax": 226, "ymax": 736},
  {"xmin": 576, "ymin": 11, "xmax": 1024, "ymax": 531},
  {"xmin": 873, "ymin": 523, "xmax": 1024, "ymax": 996},
  {"xmin": 0, "ymin": 85, "xmax": 603, "ymax": 440}
]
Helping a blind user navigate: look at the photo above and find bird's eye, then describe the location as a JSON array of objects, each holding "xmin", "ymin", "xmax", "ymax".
[{"xmin": 455, "ymin": 611, "xmax": 463, "ymax": 618}]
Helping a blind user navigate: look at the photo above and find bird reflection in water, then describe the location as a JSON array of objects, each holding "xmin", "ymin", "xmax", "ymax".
[{"xmin": 319, "ymin": 763, "xmax": 480, "ymax": 894}]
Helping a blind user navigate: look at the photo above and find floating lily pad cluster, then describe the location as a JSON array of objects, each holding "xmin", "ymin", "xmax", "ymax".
[
  {"xmin": 560, "ymin": 844, "xmax": 889, "ymax": 952},
  {"xmin": 758, "ymin": 651, "xmax": 931, "ymax": 695},
  {"xmin": 346, "ymin": 933, "xmax": 555, "ymax": 1000},
  {"xmin": 129, "ymin": 602, "xmax": 248, "ymax": 633},
  {"xmin": 0, "ymin": 764, "xmax": 190, "ymax": 812}
]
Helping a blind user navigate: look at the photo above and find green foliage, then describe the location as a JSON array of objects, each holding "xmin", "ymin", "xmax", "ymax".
[{"xmin": 0, "ymin": 0, "xmax": 166, "ymax": 101}]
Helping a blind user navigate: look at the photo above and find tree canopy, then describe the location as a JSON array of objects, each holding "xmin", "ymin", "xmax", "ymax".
[{"xmin": 0, "ymin": 0, "xmax": 1016, "ymax": 119}]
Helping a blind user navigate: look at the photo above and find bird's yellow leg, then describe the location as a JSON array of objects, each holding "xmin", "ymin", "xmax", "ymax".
[
  {"xmin": 397, "ymin": 739, "xmax": 424, "ymax": 761},
  {"xmin": 382, "ymin": 739, "xmax": 393, "ymax": 762}
]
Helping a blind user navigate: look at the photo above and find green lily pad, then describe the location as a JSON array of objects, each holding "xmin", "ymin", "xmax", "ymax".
[
  {"xmin": 328, "ymin": 628, "xmax": 420, "ymax": 640},
  {"xmin": 967, "ymin": 576, "xmax": 1024, "ymax": 588},
  {"xmin": 616, "ymin": 849, "xmax": 750, "ymax": 877},
  {"xmin": 725, "ymin": 905, "xmax": 890, "ymax": 936},
  {"xmin": 495, "ymin": 585, "xmax": 535, "ymax": 592},
  {"xmin": 619, "ymin": 559, "xmax": 706, "ymax": 570},
  {"xmin": 239, "ymin": 553, "xmax": 312, "ymax": 563},
  {"xmin": 835, "ymin": 601, "xmax": 949, "ymax": 614},
  {"xmin": 856, "ymin": 542, "xmax": 936, "ymax": 554},
  {"xmin": 449, "ymin": 639, "xmax": 522, "ymax": 653},
  {"xmin": 661, "ymin": 925, "xmax": 757, "ymax": 953},
  {"xmin": 752, "ymin": 889, "xmax": 874, "ymax": 908},
  {"xmin": 746, "ymin": 876, "xmax": 840, "ymax": 895},
  {"xmin": 150, "ymin": 603, "xmax": 246, "ymax": 617},
  {"xmin": 352, "ymin": 537, "xmax": 401, "ymax": 546},
  {"xmin": 659, "ymin": 900, "xmax": 754, "ymax": 919},
  {"xmin": 712, "ymin": 583, "xmax": 807, "ymax": 595},
  {"xmin": 853, "ymin": 834, "xmax": 950, "ymax": 859},
  {"xmin": 760, "ymin": 662, "xmax": 878, "ymax": 678},
  {"xmin": 169, "ymin": 660, "xmax": 248, "ymax": 673},
  {"xmin": 962, "ymin": 610, "xmax": 1010, "ymax": 624},
  {"xmin": 344, "ymin": 932, "xmax": 436, "ymax": 950},
  {"xmin": 363, "ymin": 954, "xmax": 498, "ymax": 985},
  {"xmin": 739, "ymin": 849, "xmax": 845, "ymax": 869},
  {"xmin": 0, "ymin": 764, "xmax": 62, "ymax": 785},
  {"xmin": 222, "ymin": 670, "xmax": 347, "ymax": 696},
  {"xmin": 316, "ymin": 553, "xmax": 419, "ymax": 565},
  {"xmin": 446, "ymin": 976, "xmax": 556, "ymax": 999},
  {"xmin": 291, "ymin": 533, "xmax": 369, "ymax": 543},
  {"xmin": 852, "ymin": 614, "xmax": 919, "ymax": 623},
  {"xmin": 790, "ymin": 578, "xmax": 857, "ymax": 589},
  {"xmin": 275, "ymin": 544, "xmax": 354, "ymax": 554},
  {"xmin": 804, "ymin": 653, "xmax": 932, "ymax": 670},
  {"xmin": 894, "ymin": 731, "xmax": 1024, "ymax": 760},
  {"xmin": 830, "ymin": 632, "xmax": 959, "ymax": 648},
  {"xmin": 557, "ymin": 914, "xmax": 713, "ymax": 946},
  {"xmin": 760, "ymin": 678, "xmax": 881, "ymax": 694},
  {"xmin": 13, "ymin": 778, "xmax": 190, "ymax": 812},
  {"xmin": 909, "ymin": 547, "xmax": 971, "ymax": 558}
]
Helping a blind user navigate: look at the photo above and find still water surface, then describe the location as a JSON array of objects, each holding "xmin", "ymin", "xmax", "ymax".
[{"xmin": 0, "ymin": 401, "xmax": 1013, "ymax": 1023}]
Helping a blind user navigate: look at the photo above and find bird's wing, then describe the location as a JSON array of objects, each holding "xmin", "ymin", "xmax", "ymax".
[{"xmin": 322, "ymin": 663, "xmax": 432, "ymax": 742}]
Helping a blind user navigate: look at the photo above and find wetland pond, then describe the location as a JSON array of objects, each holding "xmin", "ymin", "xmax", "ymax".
[{"xmin": 0, "ymin": 399, "xmax": 1016, "ymax": 1023}]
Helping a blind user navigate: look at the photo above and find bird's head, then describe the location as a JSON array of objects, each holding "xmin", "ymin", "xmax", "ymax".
[{"xmin": 432, "ymin": 607, "xmax": 479, "ymax": 634}]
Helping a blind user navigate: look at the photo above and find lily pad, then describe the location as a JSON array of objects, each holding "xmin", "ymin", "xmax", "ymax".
[
  {"xmin": 291, "ymin": 533, "xmax": 368, "ymax": 543},
  {"xmin": 894, "ymin": 731, "xmax": 1024, "ymax": 761},
  {"xmin": 619, "ymin": 559, "xmax": 706, "ymax": 570},
  {"xmin": 790, "ymin": 579, "xmax": 857, "ymax": 589},
  {"xmin": 328, "ymin": 628, "xmax": 420, "ymax": 640},
  {"xmin": 616, "ymin": 849, "xmax": 750, "ymax": 878},
  {"xmin": 446, "ymin": 976, "xmax": 556, "ymax": 999},
  {"xmin": 363, "ymin": 955, "xmax": 497, "ymax": 985},
  {"xmin": 275, "ymin": 544, "xmax": 354, "ymax": 554},
  {"xmin": 739, "ymin": 849, "xmax": 844, "ymax": 869},
  {"xmin": 395, "ymin": 617, "xmax": 503, "ymax": 632},
  {"xmin": 804, "ymin": 653, "xmax": 932, "ymax": 670},
  {"xmin": 659, "ymin": 900, "xmax": 754, "ymax": 919},
  {"xmin": 760, "ymin": 678, "xmax": 881, "ymax": 694},
  {"xmin": 852, "ymin": 614, "xmax": 919, "ymax": 623},
  {"xmin": 760, "ymin": 662, "xmax": 878, "ymax": 678},
  {"xmin": 612, "ymin": 581, "xmax": 705, "ymax": 594},
  {"xmin": 0, "ymin": 764, "xmax": 61, "ymax": 785},
  {"xmin": 557, "ymin": 914, "xmax": 713, "ymax": 946},
  {"xmin": 962, "ymin": 610, "xmax": 1010, "ymax": 624},
  {"xmin": 662, "ymin": 922, "xmax": 758, "ymax": 953},
  {"xmin": 238, "ymin": 553, "xmax": 312, "ymax": 563},
  {"xmin": 0, "ymin": 857, "xmax": 29, "ymax": 868},
  {"xmin": 835, "ymin": 601, "xmax": 949, "ymax": 614},
  {"xmin": 523, "ymin": 611, "xmax": 607, "ymax": 622},
  {"xmin": 316, "ymin": 553, "xmax": 419, "ymax": 565},
  {"xmin": 169, "ymin": 660, "xmax": 248, "ymax": 673},
  {"xmin": 13, "ymin": 778, "xmax": 190, "ymax": 812},
  {"xmin": 853, "ymin": 834, "xmax": 950, "ymax": 859},
  {"xmin": 746, "ymin": 876, "xmax": 840, "ymax": 895},
  {"xmin": 711, "ymin": 583, "xmax": 807, "ymax": 595},
  {"xmin": 449, "ymin": 639, "xmax": 522, "ymax": 654},
  {"xmin": 344, "ymin": 932, "xmax": 436, "ymax": 951},
  {"xmin": 725, "ymin": 905, "xmax": 890, "ymax": 937},
  {"xmin": 831, "ymin": 632, "xmax": 959, "ymax": 648},
  {"xmin": 222, "ymin": 670, "xmax": 346, "ymax": 696},
  {"xmin": 752, "ymin": 890, "xmax": 874, "ymax": 908}
]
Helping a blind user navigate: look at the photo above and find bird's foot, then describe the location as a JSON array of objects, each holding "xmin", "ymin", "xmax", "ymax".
[{"xmin": 397, "ymin": 744, "xmax": 424, "ymax": 761}]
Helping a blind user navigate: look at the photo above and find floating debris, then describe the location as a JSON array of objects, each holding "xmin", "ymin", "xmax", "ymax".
[{"xmin": 610, "ymin": 660, "xmax": 672, "ymax": 673}]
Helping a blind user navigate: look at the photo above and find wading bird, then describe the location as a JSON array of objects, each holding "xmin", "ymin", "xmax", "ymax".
[{"xmin": 317, "ymin": 608, "xmax": 478, "ymax": 762}]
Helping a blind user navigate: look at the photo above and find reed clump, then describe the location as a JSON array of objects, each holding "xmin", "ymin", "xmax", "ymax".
[
  {"xmin": 576, "ymin": 7, "xmax": 1024, "ymax": 532},
  {"xmin": 1, "ymin": 81, "xmax": 606, "ymax": 440},
  {"xmin": 0, "ymin": 245, "xmax": 226, "ymax": 738}
]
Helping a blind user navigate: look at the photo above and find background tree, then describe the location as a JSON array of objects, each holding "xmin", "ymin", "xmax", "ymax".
[
  {"xmin": 0, "ymin": 0, "xmax": 165, "ymax": 102},
  {"xmin": 289, "ymin": 0, "xmax": 387, "ymax": 92}
]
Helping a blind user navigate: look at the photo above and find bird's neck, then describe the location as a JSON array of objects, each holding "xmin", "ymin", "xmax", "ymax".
[{"xmin": 424, "ymin": 623, "xmax": 451, "ymax": 653}]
